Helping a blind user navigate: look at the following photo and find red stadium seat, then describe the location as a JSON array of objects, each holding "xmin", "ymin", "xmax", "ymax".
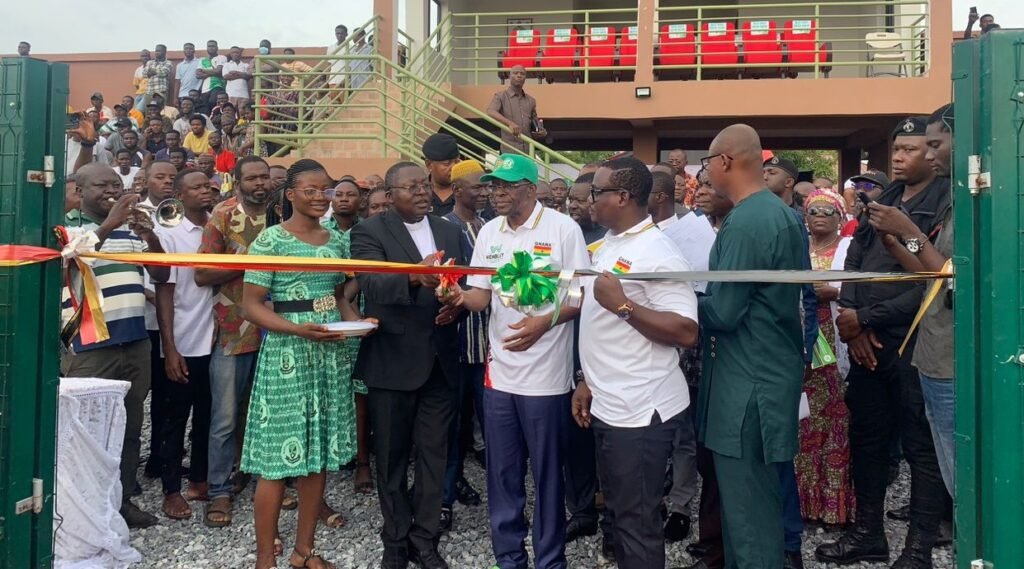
[
  {"xmin": 700, "ymin": 22, "xmax": 740, "ymax": 78},
  {"xmin": 498, "ymin": 28, "xmax": 541, "ymax": 83},
  {"xmin": 782, "ymin": 19, "xmax": 832, "ymax": 77},
  {"xmin": 539, "ymin": 28, "xmax": 581, "ymax": 83},
  {"xmin": 619, "ymin": 26, "xmax": 639, "ymax": 66},
  {"xmin": 584, "ymin": 26, "xmax": 617, "ymax": 82},
  {"xmin": 741, "ymin": 20, "xmax": 783, "ymax": 77},
  {"xmin": 656, "ymin": 23, "xmax": 696, "ymax": 80}
]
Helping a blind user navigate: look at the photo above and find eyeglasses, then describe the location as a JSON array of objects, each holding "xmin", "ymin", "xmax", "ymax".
[
  {"xmin": 806, "ymin": 206, "xmax": 838, "ymax": 217},
  {"xmin": 854, "ymin": 181, "xmax": 879, "ymax": 192},
  {"xmin": 390, "ymin": 181, "xmax": 431, "ymax": 194},
  {"xmin": 590, "ymin": 185, "xmax": 628, "ymax": 202},
  {"xmin": 490, "ymin": 181, "xmax": 532, "ymax": 196},
  {"xmin": 295, "ymin": 187, "xmax": 336, "ymax": 199},
  {"xmin": 700, "ymin": 154, "xmax": 730, "ymax": 170}
]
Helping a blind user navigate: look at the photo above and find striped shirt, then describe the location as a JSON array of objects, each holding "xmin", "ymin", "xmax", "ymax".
[
  {"xmin": 442, "ymin": 211, "xmax": 489, "ymax": 364},
  {"xmin": 60, "ymin": 212, "xmax": 149, "ymax": 352}
]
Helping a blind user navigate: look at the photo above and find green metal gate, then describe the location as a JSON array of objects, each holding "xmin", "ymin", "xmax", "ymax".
[
  {"xmin": 953, "ymin": 30, "xmax": 1024, "ymax": 569},
  {"xmin": 0, "ymin": 57, "xmax": 67, "ymax": 569}
]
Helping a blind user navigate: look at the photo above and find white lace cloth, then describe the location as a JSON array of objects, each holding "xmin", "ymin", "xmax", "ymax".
[{"xmin": 55, "ymin": 377, "xmax": 141, "ymax": 569}]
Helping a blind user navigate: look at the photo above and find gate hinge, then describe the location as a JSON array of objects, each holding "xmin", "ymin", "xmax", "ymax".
[
  {"xmin": 26, "ymin": 156, "xmax": 56, "ymax": 188},
  {"xmin": 967, "ymin": 155, "xmax": 990, "ymax": 195},
  {"xmin": 14, "ymin": 478, "xmax": 43, "ymax": 515}
]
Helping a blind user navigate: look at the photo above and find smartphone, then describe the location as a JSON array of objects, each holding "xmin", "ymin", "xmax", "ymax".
[
  {"xmin": 66, "ymin": 113, "xmax": 80, "ymax": 130},
  {"xmin": 857, "ymin": 191, "xmax": 872, "ymax": 206},
  {"xmin": 970, "ymin": 6, "xmax": 978, "ymax": 14}
]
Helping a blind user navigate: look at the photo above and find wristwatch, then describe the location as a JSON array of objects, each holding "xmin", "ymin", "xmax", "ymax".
[
  {"xmin": 903, "ymin": 236, "xmax": 923, "ymax": 255},
  {"xmin": 615, "ymin": 301, "xmax": 634, "ymax": 321}
]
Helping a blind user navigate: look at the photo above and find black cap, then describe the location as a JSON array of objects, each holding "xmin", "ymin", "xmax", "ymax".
[
  {"xmin": 115, "ymin": 119, "xmax": 132, "ymax": 128},
  {"xmin": 113, "ymin": 103, "xmax": 126, "ymax": 110},
  {"xmin": 422, "ymin": 133, "xmax": 459, "ymax": 161},
  {"xmin": 849, "ymin": 170, "xmax": 891, "ymax": 189},
  {"xmin": 763, "ymin": 156, "xmax": 799, "ymax": 180},
  {"xmin": 892, "ymin": 116, "xmax": 928, "ymax": 139},
  {"xmin": 146, "ymin": 101, "xmax": 160, "ymax": 108}
]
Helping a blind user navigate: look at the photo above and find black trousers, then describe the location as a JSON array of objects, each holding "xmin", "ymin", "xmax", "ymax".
[
  {"xmin": 368, "ymin": 359, "xmax": 454, "ymax": 553},
  {"xmin": 159, "ymin": 355, "xmax": 212, "ymax": 495},
  {"xmin": 147, "ymin": 330, "xmax": 167, "ymax": 473},
  {"xmin": 846, "ymin": 331, "xmax": 944, "ymax": 538},
  {"xmin": 594, "ymin": 411, "xmax": 682, "ymax": 569},
  {"xmin": 564, "ymin": 410, "xmax": 598, "ymax": 523}
]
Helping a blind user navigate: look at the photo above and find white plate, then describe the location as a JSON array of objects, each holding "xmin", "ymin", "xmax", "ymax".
[{"xmin": 323, "ymin": 321, "xmax": 378, "ymax": 336}]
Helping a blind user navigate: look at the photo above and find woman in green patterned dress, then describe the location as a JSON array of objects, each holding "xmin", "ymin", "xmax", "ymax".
[{"xmin": 241, "ymin": 159, "xmax": 372, "ymax": 569}]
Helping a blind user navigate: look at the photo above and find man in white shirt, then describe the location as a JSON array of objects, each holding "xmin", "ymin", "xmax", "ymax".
[
  {"xmin": 222, "ymin": 46, "xmax": 252, "ymax": 109},
  {"xmin": 174, "ymin": 42, "xmax": 202, "ymax": 104},
  {"xmin": 154, "ymin": 168, "xmax": 216, "ymax": 519},
  {"xmin": 456, "ymin": 154, "xmax": 589, "ymax": 569},
  {"xmin": 572, "ymin": 157, "xmax": 699, "ymax": 569},
  {"xmin": 327, "ymin": 24, "xmax": 349, "ymax": 88}
]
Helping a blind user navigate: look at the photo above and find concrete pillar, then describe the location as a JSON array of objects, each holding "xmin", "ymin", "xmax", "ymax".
[
  {"xmin": 839, "ymin": 147, "xmax": 861, "ymax": 183},
  {"xmin": 635, "ymin": 0, "xmax": 656, "ymax": 84},
  {"xmin": 375, "ymin": 0, "xmax": 400, "ymax": 64},
  {"xmin": 633, "ymin": 126, "xmax": 658, "ymax": 163},
  {"xmin": 406, "ymin": 0, "xmax": 429, "ymax": 52},
  {"xmin": 866, "ymin": 139, "xmax": 890, "ymax": 178}
]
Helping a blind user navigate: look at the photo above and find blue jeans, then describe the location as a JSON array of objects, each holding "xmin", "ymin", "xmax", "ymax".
[
  {"xmin": 207, "ymin": 344, "xmax": 256, "ymax": 499},
  {"xmin": 919, "ymin": 372, "xmax": 955, "ymax": 496}
]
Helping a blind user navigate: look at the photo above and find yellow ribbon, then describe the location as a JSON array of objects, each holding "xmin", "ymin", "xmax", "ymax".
[{"xmin": 899, "ymin": 258, "xmax": 954, "ymax": 356}]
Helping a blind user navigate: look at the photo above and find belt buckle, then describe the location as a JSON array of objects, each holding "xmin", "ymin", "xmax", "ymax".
[{"xmin": 312, "ymin": 294, "xmax": 336, "ymax": 313}]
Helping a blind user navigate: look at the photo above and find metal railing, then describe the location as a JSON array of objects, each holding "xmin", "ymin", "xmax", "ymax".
[
  {"xmin": 447, "ymin": 1, "xmax": 931, "ymax": 83},
  {"xmin": 252, "ymin": 51, "xmax": 580, "ymax": 178}
]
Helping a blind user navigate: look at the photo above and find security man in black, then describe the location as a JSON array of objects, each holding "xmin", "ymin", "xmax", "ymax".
[{"xmin": 815, "ymin": 116, "xmax": 950, "ymax": 569}]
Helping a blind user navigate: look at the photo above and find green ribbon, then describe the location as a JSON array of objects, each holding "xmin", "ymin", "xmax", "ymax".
[{"xmin": 491, "ymin": 250, "xmax": 560, "ymax": 310}]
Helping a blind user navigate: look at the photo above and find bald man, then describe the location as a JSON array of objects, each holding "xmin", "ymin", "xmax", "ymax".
[
  {"xmin": 695, "ymin": 125, "xmax": 806, "ymax": 568},
  {"xmin": 486, "ymin": 64, "xmax": 546, "ymax": 153}
]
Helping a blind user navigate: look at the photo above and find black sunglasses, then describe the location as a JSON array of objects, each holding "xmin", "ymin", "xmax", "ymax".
[
  {"xmin": 590, "ymin": 185, "xmax": 628, "ymax": 202},
  {"xmin": 700, "ymin": 154, "xmax": 731, "ymax": 170},
  {"xmin": 807, "ymin": 206, "xmax": 838, "ymax": 217}
]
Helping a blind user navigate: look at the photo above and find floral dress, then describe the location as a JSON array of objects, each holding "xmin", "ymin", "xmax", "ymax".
[
  {"xmin": 794, "ymin": 239, "xmax": 855, "ymax": 524},
  {"xmin": 240, "ymin": 225, "xmax": 356, "ymax": 479}
]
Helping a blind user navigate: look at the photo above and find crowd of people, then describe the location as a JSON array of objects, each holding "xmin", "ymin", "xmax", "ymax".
[{"xmin": 43, "ymin": 24, "xmax": 958, "ymax": 569}]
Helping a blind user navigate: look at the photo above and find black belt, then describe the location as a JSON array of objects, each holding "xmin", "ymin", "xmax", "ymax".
[{"xmin": 273, "ymin": 295, "xmax": 337, "ymax": 314}]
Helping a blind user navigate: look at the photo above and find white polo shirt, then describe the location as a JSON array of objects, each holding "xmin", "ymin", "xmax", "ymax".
[
  {"xmin": 661, "ymin": 211, "xmax": 717, "ymax": 293},
  {"xmin": 157, "ymin": 217, "xmax": 215, "ymax": 357},
  {"xmin": 468, "ymin": 203, "xmax": 589, "ymax": 396},
  {"xmin": 580, "ymin": 216, "xmax": 699, "ymax": 428}
]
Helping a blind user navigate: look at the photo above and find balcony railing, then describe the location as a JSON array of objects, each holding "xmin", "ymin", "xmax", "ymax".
[{"xmin": 449, "ymin": 1, "xmax": 930, "ymax": 84}]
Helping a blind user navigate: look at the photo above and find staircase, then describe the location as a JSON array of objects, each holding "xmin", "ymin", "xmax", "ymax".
[{"xmin": 252, "ymin": 15, "xmax": 580, "ymax": 178}]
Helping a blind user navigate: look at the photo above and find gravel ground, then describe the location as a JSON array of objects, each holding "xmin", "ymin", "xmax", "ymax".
[{"xmin": 130, "ymin": 403, "xmax": 953, "ymax": 568}]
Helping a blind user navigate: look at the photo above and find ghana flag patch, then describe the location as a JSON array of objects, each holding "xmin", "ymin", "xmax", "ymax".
[
  {"xmin": 612, "ymin": 257, "xmax": 632, "ymax": 274},
  {"xmin": 533, "ymin": 242, "xmax": 552, "ymax": 257}
]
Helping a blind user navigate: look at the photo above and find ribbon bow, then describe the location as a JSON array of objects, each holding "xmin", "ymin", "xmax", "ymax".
[{"xmin": 491, "ymin": 251, "xmax": 560, "ymax": 311}]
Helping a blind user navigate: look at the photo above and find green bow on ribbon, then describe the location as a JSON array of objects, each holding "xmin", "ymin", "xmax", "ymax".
[{"xmin": 491, "ymin": 250, "xmax": 560, "ymax": 311}]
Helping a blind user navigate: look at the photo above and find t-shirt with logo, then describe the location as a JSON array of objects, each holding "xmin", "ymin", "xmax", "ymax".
[
  {"xmin": 467, "ymin": 202, "xmax": 589, "ymax": 396},
  {"xmin": 580, "ymin": 216, "xmax": 699, "ymax": 427}
]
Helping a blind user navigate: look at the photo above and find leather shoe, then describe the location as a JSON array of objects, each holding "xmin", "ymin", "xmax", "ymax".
[
  {"xmin": 887, "ymin": 504, "xmax": 911, "ymax": 521},
  {"xmin": 784, "ymin": 551, "xmax": 804, "ymax": 569},
  {"xmin": 381, "ymin": 546, "xmax": 409, "ymax": 569},
  {"xmin": 455, "ymin": 477, "xmax": 481, "ymax": 506},
  {"xmin": 664, "ymin": 512, "xmax": 691, "ymax": 542},
  {"xmin": 120, "ymin": 501, "xmax": 157, "ymax": 529},
  {"xmin": 439, "ymin": 505, "xmax": 453, "ymax": 533},
  {"xmin": 409, "ymin": 546, "xmax": 448, "ymax": 569},
  {"xmin": 815, "ymin": 529, "xmax": 889, "ymax": 564},
  {"xmin": 565, "ymin": 516, "xmax": 598, "ymax": 542},
  {"xmin": 601, "ymin": 533, "xmax": 615, "ymax": 561}
]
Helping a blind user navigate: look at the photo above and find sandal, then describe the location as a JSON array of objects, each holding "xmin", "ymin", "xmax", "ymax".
[
  {"xmin": 203, "ymin": 496, "xmax": 233, "ymax": 527},
  {"xmin": 318, "ymin": 501, "xmax": 346, "ymax": 529},
  {"xmin": 162, "ymin": 493, "xmax": 193, "ymax": 520},
  {"xmin": 289, "ymin": 548, "xmax": 336, "ymax": 569},
  {"xmin": 353, "ymin": 461, "xmax": 374, "ymax": 494},
  {"xmin": 282, "ymin": 490, "xmax": 298, "ymax": 510}
]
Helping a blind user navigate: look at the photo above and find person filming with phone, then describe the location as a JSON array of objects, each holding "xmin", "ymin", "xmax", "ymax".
[
  {"xmin": 486, "ymin": 64, "xmax": 548, "ymax": 154},
  {"xmin": 964, "ymin": 7, "xmax": 997, "ymax": 39}
]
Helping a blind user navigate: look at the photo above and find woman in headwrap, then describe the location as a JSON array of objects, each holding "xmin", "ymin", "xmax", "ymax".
[{"xmin": 794, "ymin": 188, "xmax": 856, "ymax": 526}]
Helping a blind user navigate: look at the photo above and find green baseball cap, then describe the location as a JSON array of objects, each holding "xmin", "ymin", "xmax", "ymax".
[{"xmin": 480, "ymin": 154, "xmax": 538, "ymax": 184}]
